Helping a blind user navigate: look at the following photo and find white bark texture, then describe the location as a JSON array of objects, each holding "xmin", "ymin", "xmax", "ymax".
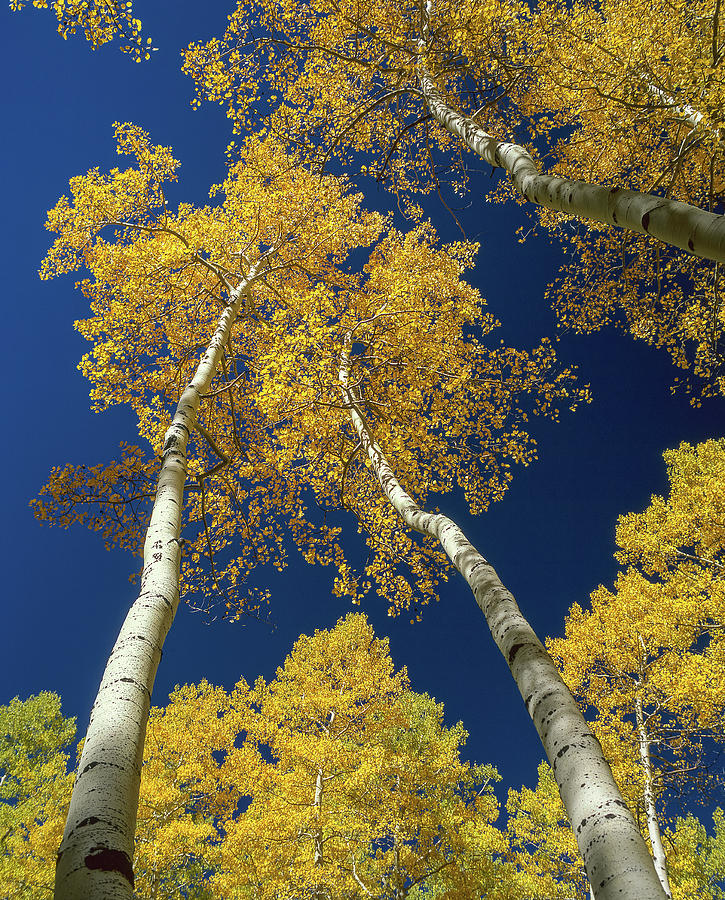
[
  {"xmin": 54, "ymin": 267, "xmax": 259, "ymax": 900},
  {"xmin": 339, "ymin": 345, "xmax": 668, "ymax": 900},
  {"xmin": 643, "ymin": 81, "xmax": 704, "ymax": 130},
  {"xmin": 313, "ymin": 767, "xmax": 325, "ymax": 868},
  {"xmin": 419, "ymin": 71, "xmax": 725, "ymax": 263},
  {"xmin": 635, "ymin": 695, "xmax": 672, "ymax": 897}
]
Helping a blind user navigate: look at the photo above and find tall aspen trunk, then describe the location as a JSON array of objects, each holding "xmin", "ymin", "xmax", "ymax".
[
  {"xmin": 416, "ymin": 67, "xmax": 725, "ymax": 263},
  {"xmin": 312, "ymin": 767, "xmax": 326, "ymax": 900},
  {"xmin": 338, "ymin": 340, "xmax": 668, "ymax": 900},
  {"xmin": 313, "ymin": 767, "xmax": 325, "ymax": 868},
  {"xmin": 635, "ymin": 695, "xmax": 672, "ymax": 897},
  {"xmin": 54, "ymin": 264, "xmax": 261, "ymax": 900}
]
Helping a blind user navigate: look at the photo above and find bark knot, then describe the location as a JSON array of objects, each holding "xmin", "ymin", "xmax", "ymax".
[
  {"xmin": 84, "ymin": 848, "xmax": 135, "ymax": 887},
  {"xmin": 507, "ymin": 642, "xmax": 525, "ymax": 667}
]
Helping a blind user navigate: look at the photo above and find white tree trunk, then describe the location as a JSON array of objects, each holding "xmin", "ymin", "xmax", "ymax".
[
  {"xmin": 54, "ymin": 266, "xmax": 260, "ymax": 900},
  {"xmin": 338, "ymin": 342, "xmax": 668, "ymax": 900},
  {"xmin": 643, "ymin": 81, "xmax": 703, "ymax": 130},
  {"xmin": 313, "ymin": 767, "xmax": 325, "ymax": 869},
  {"xmin": 312, "ymin": 767, "xmax": 328, "ymax": 900},
  {"xmin": 418, "ymin": 69, "xmax": 725, "ymax": 263},
  {"xmin": 635, "ymin": 696, "xmax": 672, "ymax": 898}
]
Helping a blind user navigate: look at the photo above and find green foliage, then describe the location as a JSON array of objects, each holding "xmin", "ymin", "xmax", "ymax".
[
  {"xmin": 0, "ymin": 693, "xmax": 75, "ymax": 899},
  {"xmin": 667, "ymin": 810, "xmax": 725, "ymax": 900},
  {"xmin": 505, "ymin": 762, "xmax": 589, "ymax": 899}
]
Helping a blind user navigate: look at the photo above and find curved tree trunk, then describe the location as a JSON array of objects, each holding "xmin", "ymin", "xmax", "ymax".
[
  {"xmin": 338, "ymin": 339, "xmax": 668, "ymax": 900},
  {"xmin": 54, "ymin": 264, "xmax": 261, "ymax": 900},
  {"xmin": 418, "ymin": 69, "xmax": 725, "ymax": 264}
]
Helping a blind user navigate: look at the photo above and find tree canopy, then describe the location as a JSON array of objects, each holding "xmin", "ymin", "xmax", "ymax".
[{"xmin": 5, "ymin": 0, "xmax": 725, "ymax": 897}]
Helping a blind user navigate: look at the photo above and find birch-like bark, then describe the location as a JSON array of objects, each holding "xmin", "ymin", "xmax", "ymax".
[
  {"xmin": 312, "ymin": 767, "xmax": 328, "ymax": 900},
  {"xmin": 643, "ymin": 81, "xmax": 704, "ymax": 130},
  {"xmin": 338, "ymin": 341, "xmax": 668, "ymax": 900},
  {"xmin": 635, "ymin": 695, "xmax": 672, "ymax": 898},
  {"xmin": 54, "ymin": 264, "xmax": 261, "ymax": 900},
  {"xmin": 417, "ymin": 68, "xmax": 725, "ymax": 263},
  {"xmin": 313, "ymin": 767, "xmax": 325, "ymax": 868}
]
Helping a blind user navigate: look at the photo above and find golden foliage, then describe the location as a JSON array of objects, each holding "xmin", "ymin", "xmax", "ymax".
[
  {"xmin": 2, "ymin": 618, "xmax": 514, "ymax": 898},
  {"xmin": 33, "ymin": 126, "xmax": 587, "ymax": 620},
  {"xmin": 183, "ymin": 0, "xmax": 725, "ymax": 396},
  {"xmin": 10, "ymin": 0, "xmax": 153, "ymax": 59},
  {"xmin": 505, "ymin": 762, "xmax": 590, "ymax": 900},
  {"xmin": 547, "ymin": 440, "xmax": 725, "ymax": 879},
  {"xmin": 10, "ymin": 0, "xmax": 153, "ymax": 60}
]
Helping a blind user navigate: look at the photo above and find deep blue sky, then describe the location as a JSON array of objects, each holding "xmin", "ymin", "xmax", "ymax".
[{"xmin": 1, "ymin": 1, "xmax": 723, "ymax": 811}]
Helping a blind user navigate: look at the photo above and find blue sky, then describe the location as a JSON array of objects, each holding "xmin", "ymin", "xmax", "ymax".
[{"xmin": 1, "ymin": 0, "xmax": 723, "ymax": 807}]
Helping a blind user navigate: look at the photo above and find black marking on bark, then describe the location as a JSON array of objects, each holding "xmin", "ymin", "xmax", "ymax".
[
  {"xmin": 146, "ymin": 592, "xmax": 173, "ymax": 611},
  {"xmin": 84, "ymin": 848, "xmax": 135, "ymax": 887},
  {"xmin": 80, "ymin": 759, "xmax": 124, "ymax": 776},
  {"xmin": 118, "ymin": 676, "xmax": 150, "ymax": 698},
  {"xmin": 529, "ymin": 690, "xmax": 557, "ymax": 721},
  {"xmin": 642, "ymin": 211, "xmax": 651, "ymax": 231},
  {"xmin": 605, "ymin": 813, "xmax": 617, "ymax": 820},
  {"xmin": 611, "ymin": 210, "xmax": 618, "ymax": 223},
  {"xmin": 507, "ymin": 642, "xmax": 525, "ymax": 666},
  {"xmin": 77, "ymin": 816, "xmax": 101, "ymax": 828},
  {"xmin": 610, "ymin": 186, "xmax": 621, "ymax": 194},
  {"xmin": 556, "ymin": 744, "xmax": 571, "ymax": 759},
  {"xmin": 688, "ymin": 238, "xmax": 695, "ymax": 250}
]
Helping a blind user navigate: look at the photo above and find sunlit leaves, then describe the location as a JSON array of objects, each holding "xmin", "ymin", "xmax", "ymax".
[
  {"xmin": 2, "ymin": 619, "xmax": 512, "ymax": 898},
  {"xmin": 209, "ymin": 613, "xmax": 506, "ymax": 899},
  {"xmin": 34, "ymin": 127, "xmax": 587, "ymax": 621},
  {"xmin": 547, "ymin": 440, "xmax": 725, "ymax": 869},
  {"xmin": 505, "ymin": 762, "xmax": 590, "ymax": 900},
  {"xmin": 0, "ymin": 694, "xmax": 75, "ymax": 899},
  {"xmin": 183, "ymin": 0, "xmax": 725, "ymax": 398},
  {"xmin": 10, "ymin": 0, "xmax": 154, "ymax": 60}
]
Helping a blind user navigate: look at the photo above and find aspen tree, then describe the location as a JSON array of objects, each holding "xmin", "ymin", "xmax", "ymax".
[
  {"xmin": 211, "ymin": 614, "xmax": 507, "ymax": 899},
  {"xmin": 33, "ymin": 111, "xmax": 639, "ymax": 900},
  {"xmin": 547, "ymin": 441, "xmax": 725, "ymax": 897},
  {"xmin": 37, "ymin": 149, "xmax": 593, "ymax": 894},
  {"xmin": 35, "ymin": 127, "xmax": 386, "ymax": 900},
  {"xmin": 1, "ymin": 626, "xmax": 513, "ymax": 899},
  {"xmin": 334, "ymin": 340, "xmax": 667, "ymax": 899},
  {"xmin": 504, "ymin": 762, "xmax": 725, "ymax": 900},
  {"xmin": 184, "ymin": 0, "xmax": 725, "ymax": 264},
  {"xmin": 202, "ymin": 224, "xmax": 666, "ymax": 895},
  {"xmin": 36, "ymin": 182, "xmax": 587, "ymax": 623}
]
